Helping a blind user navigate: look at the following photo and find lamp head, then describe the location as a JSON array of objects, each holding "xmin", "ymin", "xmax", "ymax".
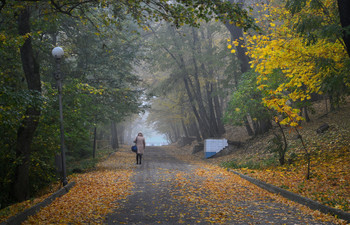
[{"xmin": 52, "ymin": 47, "xmax": 64, "ymax": 59}]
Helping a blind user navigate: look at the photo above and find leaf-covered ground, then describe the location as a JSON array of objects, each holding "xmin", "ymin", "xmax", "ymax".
[
  {"xmin": 170, "ymin": 166, "xmax": 340, "ymax": 224},
  {"xmin": 237, "ymin": 135, "xmax": 350, "ymax": 213},
  {"xmin": 1, "ymin": 144, "xmax": 348, "ymax": 224},
  {"xmin": 201, "ymin": 100, "xmax": 350, "ymax": 215},
  {"xmin": 108, "ymin": 146, "xmax": 345, "ymax": 224},
  {"xmin": 1, "ymin": 99, "xmax": 349, "ymax": 224},
  {"xmin": 22, "ymin": 149, "xmax": 136, "ymax": 224}
]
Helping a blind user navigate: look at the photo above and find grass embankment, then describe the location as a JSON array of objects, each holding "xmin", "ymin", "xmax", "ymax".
[
  {"xmin": 214, "ymin": 102, "xmax": 350, "ymax": 213},
  {"xmin": 0, "ymin": 146, "xmax": 135, "ymax": 224}
]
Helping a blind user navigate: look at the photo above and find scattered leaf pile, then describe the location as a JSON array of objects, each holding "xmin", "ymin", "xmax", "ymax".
[
  {"xmin": 169, "ymin": 163, "xmax": 346, "ymax": 224},
  {"xmin": 21, "ymin": 147, "xmax": 135, "ymax": 224},
  {"xmin": 188, "ymin": 100, "xmax": 350, "ymax": 217},
  {"xmin": 238, "ymin": 129, "xmax": 350, "ymax": 212},
  {"xmin": 228, "ymin": 108, "xmax": 350, "ymax": 213},
  {"xmin": 0, "ymin": 192, "xmax": 54, "ymax": 223}
]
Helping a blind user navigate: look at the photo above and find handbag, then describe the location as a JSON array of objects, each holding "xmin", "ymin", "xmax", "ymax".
[{"xmin": 131, "ymin": 145, "xmax": 137, "ymax": 153}]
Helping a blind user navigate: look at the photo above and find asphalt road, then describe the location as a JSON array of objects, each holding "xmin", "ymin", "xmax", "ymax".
[{"xmin": 105, "ymin": 146, "xmax": 334, "ymax": 225}]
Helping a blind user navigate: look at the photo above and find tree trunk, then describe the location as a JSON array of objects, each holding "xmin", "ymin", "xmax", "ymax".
[
  {"xmin": 213, "ymin": 84, "xmax": 225, "ymax": 136},
  {"xmin": 303, "ymin": 107, "xmax": 310, "ymax": 122},
  {"xmin": 190, "ymin": 28, "xmax": 212, "ymax": 137},
  {"xmin": 337, "ymin": 0, "xmax": 350, "ymax": 57},
  {"xmin": 181, "ymin": 119, "xmax": 189, "ymax": 138},
  {"xmin": 206, "ymin": 82, "xmax": 219, "ymax": 137},
  {"xmin": 329, "ymin": 95, "xmax": 335, "ymax": 111},
  {"xmin": 252, "ymin": 119, "xmax": 259, "ymax": 135},
  {"xmin": 259, "ymin": 119, "xmax": 272, "ymax": 134},
  {"xmin": 225, "ymin": 0, "xmax": 254, "ymax": 136},
  {"xmin": 13, "ymin": 6, "xmax": 41, "ymax": 202},
  {"xmin": 93, "ymin": 126, "xmax": 97, "ymax": 158},
  {"xmin": 126, "ymin": 120, "xmax": 133, "ymax": 144},
  {"xmin": 188, "ymin": 121, "xmax": 202, "ymax": 142},
  {"xmin": 118, "ymin": 124, "xmax": 125, "ymax": 145},
  {"xmin": 182, "ymin": 76, "xmax": 209, "ymax": 139},
  {"xmin": 165, "ymin": 26, "xmax": 210, "ymax": 139},
  {"xmin": 225, "ymin": 24, "xmax": 250, "ymax": 75},
  {"xmin": 170, "ymin": 121, "xmax": 181, "ymax": 143},
  {"xmin": 204, "ymin": 29, "xmax": 225, "ymax": 137},
  {"xmin": 244, "ymin": 117, "xmax": 254, "ymax": 136},
  {"xmin": 111, "ymin": 121, "xmax": 118, "ymax": 150}
]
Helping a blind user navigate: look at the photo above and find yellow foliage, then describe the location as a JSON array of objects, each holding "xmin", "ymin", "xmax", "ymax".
[
  {"xmin": 22, "ymin": 147, "xmax": 135, "ymax": 224},
  {"xmin": 246, "ymin": 0, "xmax": 348, "ymax": 126}
]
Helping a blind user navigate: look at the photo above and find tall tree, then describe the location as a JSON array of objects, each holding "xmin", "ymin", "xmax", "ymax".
[
  {"xmin": 145, "ymin": 22, "xmax": 233, "ymax": 140},
  {"xmin": 1, "ymin": 0, "xmax": 255, "ymax": 205},
  {"xmin": 14, "ymin": 6, "xmax": 42, "ymax": 201},
  {"xmin": 337, "ymin": 0, "xmax": 350, "ymax": 57}
]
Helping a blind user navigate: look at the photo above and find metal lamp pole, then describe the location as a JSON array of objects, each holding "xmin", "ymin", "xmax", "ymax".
[{"xmin": 52, "ymin": 47, "xmax": 68, "ymax": 186}]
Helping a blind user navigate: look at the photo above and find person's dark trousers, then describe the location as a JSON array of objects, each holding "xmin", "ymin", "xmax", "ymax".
[{"xmin": 136, "ymin": 154, "xmax": 142, "ymax": 164}]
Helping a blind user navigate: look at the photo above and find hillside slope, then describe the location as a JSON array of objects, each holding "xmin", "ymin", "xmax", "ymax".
[{"xmin": 205, "ymin": 99, "xmax": 350, "ymax": 213}]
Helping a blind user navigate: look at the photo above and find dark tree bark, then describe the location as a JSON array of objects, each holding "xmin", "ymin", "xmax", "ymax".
[
  {"xmin": 182, "ymin": 75, "xmax": 209, "ymax": 139},
  {"xmin": 160, "ymin": 26, "xmax": 210, "ymax": 139},
  {"xmin": 117, "ymin": 124, "xmax": 125, "ymax": 145},
  {"xmin": 223, "ymin": 0, "xmax": 257, "ymax": 136},
  {"xmin": 181, "ymin": 119, "xmax": 189, "ymax": 138},
  {"xmin": 190, "ymin": 28, "xmax": 213, "ymax": 137},
  {"xmin": 213, "ymin": 84, "xmax": 225, "ymax": 136},
  {"xmin": 303, "ymin": 107, "xmax": 310, "ymax": 122},
  {"xmin": 252, "ymin": 119, "xmax": 259, "ymax": 135},
  {"xmin": 170, "ymin": 122, "xmax": 180, "ymax": 142},
  {"xmin": 225, "ymin": 15, "xmax": 255, "ymax": 136},
  {"xmin": 337, "ymin": 0, "xmax": 350, "ymax": 57},
  {"xmin": 188, "ymin": 121, "xmax": 202, "ymax": 142},
  {"xmin": 258, "ymin": 119, "xmax": 272, "ymax": 135},
  {"xmin": 244, "ymin": 118, "xmax": 254, "ymax": 136},
  {"xmin": 13, "ymin": 6, "xmax": 41, "ymax": 202},
  {"xmin": 111, "ymin": 121, "xmax": 119, "ymax": 150},
  {"xmin": 276, "ymin": 122, "xmax": 288, "ymax": 166},
  {"xmin": 329, "ymin": 95, "xmax": 335, "ymax": 111},
  {"xmin": 93, "ymin": 126, "xmax": 97, "ymax": 158},
  {"xmin": 206, "ymin": 82, "xmax": 219, "ymax": 137},
  {"xmin": 224, "ymin": 24, "xmax": 250, "ymax": 75},
  {"xmin": 204, "ymin": 28, "xmax": 225, "ymax": 137}
]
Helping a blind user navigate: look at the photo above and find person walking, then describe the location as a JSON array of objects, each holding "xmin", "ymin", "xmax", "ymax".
[{"xmin": 134, "ymin": 132, "xmax": 146, "ymax": 165}]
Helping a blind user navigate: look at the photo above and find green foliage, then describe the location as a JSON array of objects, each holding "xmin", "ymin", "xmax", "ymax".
[
  {"xmin": 224, "ymin": 70, "xmax": 271, "ymax": 126},
  {"xmin": 69, "ymin": 157, "xmax": 99, "ymax": 174},
  {"xmin": 320, "ymin": 58, "xmax": 350, "ymax": 108},
  {"xmin": 286, "ymin": 0, "xmax": 343, "ymax": 52},
  {"xmin": 118, "ymin": 0, "xmax": 257, "ymax": 31},
  {"xmin": 267, "ymin": 133, "xmax": 288, "ymax": 165},
  {"xmin": 286, "ymin": 0, "xmax": 326, "ymax": 15},
  {"xmin": 0, "ymin": 0, "xmax": 144, "ymax": 208},
  {"xmin": 0, "ymin": 86, "xmax": 46, "ymax": 206},
  {"xmin": 145, "ymin": 21, "xmax": 232, "ymax": 139}
]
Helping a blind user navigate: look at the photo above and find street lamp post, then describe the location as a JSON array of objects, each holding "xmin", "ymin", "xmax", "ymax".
[{"xmin": 52, "ymin": 47, "xmax": 68, "ymax": 186}]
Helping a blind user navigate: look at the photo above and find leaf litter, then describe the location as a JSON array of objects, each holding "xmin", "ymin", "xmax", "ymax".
[{"xmin": 22, "ymin": 147, "xmax": 136, "ymax": 224}]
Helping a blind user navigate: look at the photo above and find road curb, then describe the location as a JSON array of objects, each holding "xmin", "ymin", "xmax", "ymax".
[
  {"xmin": 229, "ymin": 169, "xmax": 350, "ymax": 223},
  {"xmin": 1, "ymin": 181, "xmax": 76, "ymax": 225}
]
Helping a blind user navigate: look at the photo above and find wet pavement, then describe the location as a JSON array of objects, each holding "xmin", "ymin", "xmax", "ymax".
[{"xmin": 105, "ymin": 146, "xmax": 335, "ymax": 225}]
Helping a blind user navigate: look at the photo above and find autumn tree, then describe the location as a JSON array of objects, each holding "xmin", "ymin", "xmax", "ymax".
[
  {"xmin": 144, "ymin": 21, "xmax": 233, "ymax": 141},
  {"xmin": 286, "ymin": 0, "xmax": 350, "ymax": 57},
  {"xmin": 243, "ymin": 0, "xmax": 349, "ymax": 178},
  {"xmin": 246, "ymin": 0, "xmax": 349, "ymax": 127},
  {"xmin": 1, "ymin": 0, "xmax": 256, "ymax": 205},
  {"xmin": 224, "ymin": 71, "xmax": 272, "ymax": 136}
]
